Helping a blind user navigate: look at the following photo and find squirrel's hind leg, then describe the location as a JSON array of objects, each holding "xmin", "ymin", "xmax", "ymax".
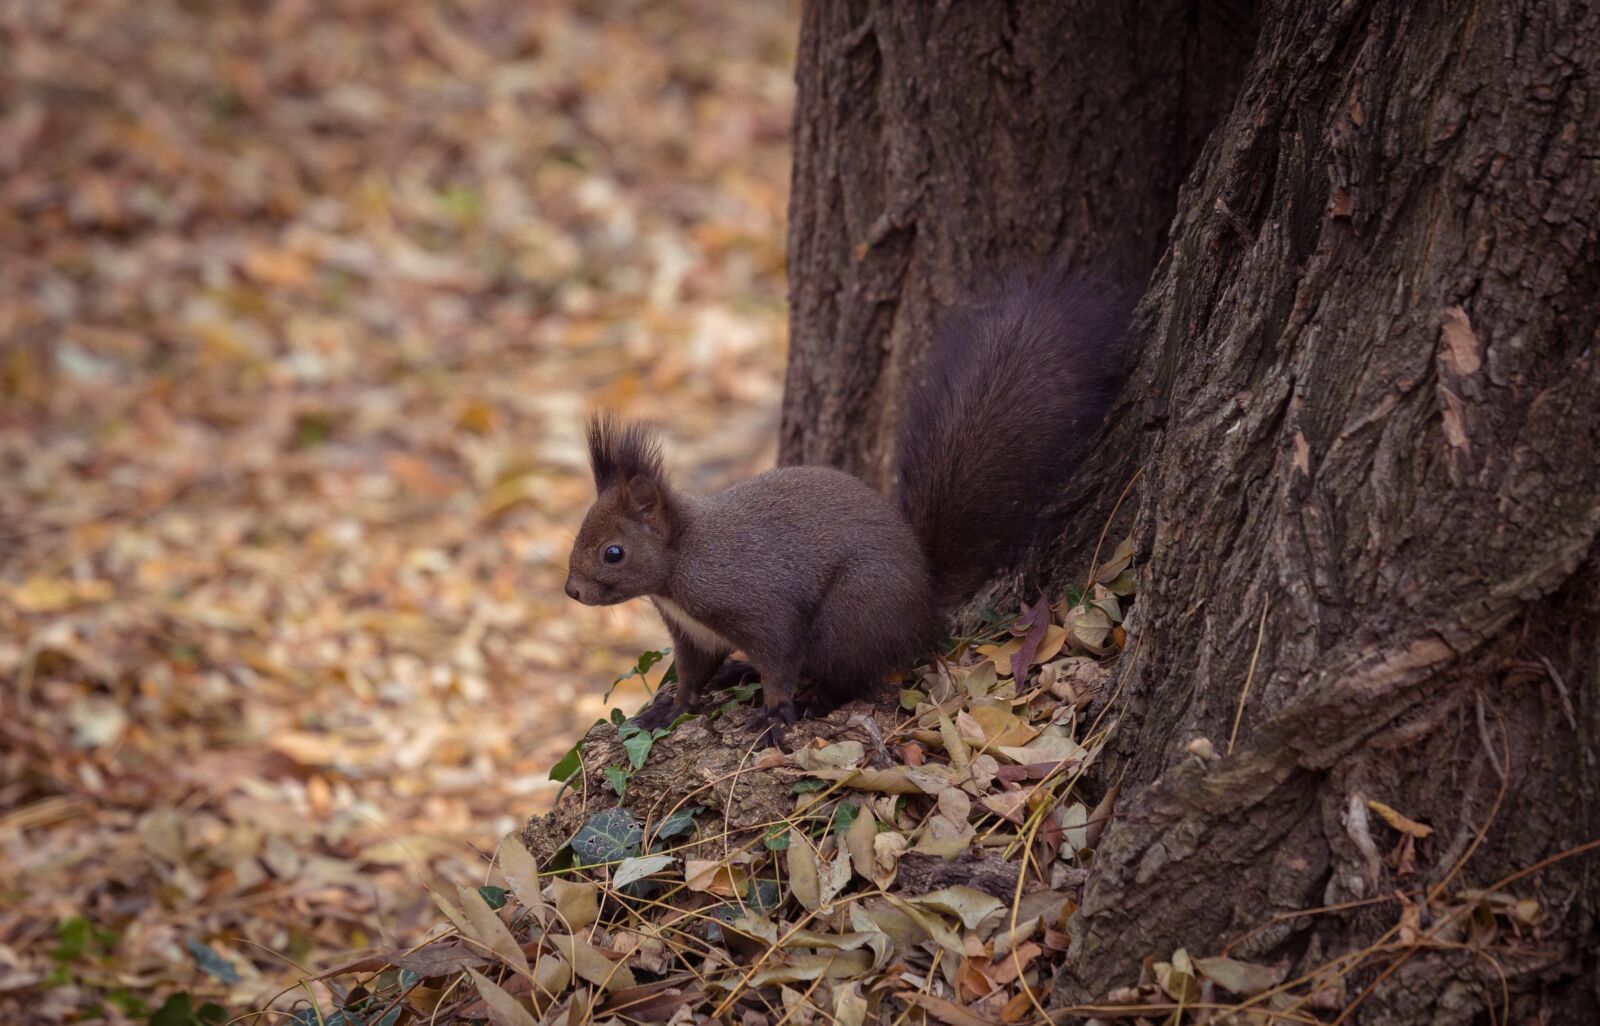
[{"xmin": 742, "ymin": 652, "xmax": 800, "ymax": 749}]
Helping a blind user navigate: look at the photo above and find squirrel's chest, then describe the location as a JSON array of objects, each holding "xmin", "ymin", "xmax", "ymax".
[{"xmin": 652, "ymin": 597, "xmax": 734, "ymax": 653}]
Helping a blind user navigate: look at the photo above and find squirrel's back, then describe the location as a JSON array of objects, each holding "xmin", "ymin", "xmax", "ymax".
[
  {"xmin": 674, "ymin": 465, "xmax": 938, "ymax": 687},
  {"xmin": 896, "ymin": 268, "xmax": 1132, "ymax": 610}
]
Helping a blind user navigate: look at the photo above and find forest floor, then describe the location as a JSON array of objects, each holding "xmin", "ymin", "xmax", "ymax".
[{"xmin": 0, "ymin": 1, "xmax": 796, "ymax": 1020}]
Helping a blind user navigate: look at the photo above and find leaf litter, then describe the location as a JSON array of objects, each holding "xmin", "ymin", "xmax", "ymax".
[
  {"xmin": 318, "ymin": 580, "xmax": 1143, "ymax": 1024},
  {"xmin": 0, "ymin": 0, "xmax": 795, "ymax": 1020}
]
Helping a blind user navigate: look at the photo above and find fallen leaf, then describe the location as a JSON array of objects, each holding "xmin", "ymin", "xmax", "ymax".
[
  {"xmin": 911, "ymin": 887, "xmax": 1004, "ymax": 931},
  {"xmin": 967, "ymin": 705, "xmax": 1038, "ymax": 747},
  {"xmin": 845, "ymin": 803, "xmax": 877, "ymax": 881},
  {"xmin": 547, "ymin": 878, "xmax": 599, "ymax": 931},
  {"xmin": 896, "ymin": 991, "xmax": 998, "ymax": 1026},
  {"xmin": 787, "ymin": 837, "xmax": 822, "ymax": 911},
  {"xmin": 549, "ymin": 933, "xmax": 637, "ymax": 992},
  {"xmin": 980, "ymin": 792, "xmax": 1030, "ymax": 825},
  {"xmin": 1154, "ymin": 947, "xmax": 1201, "ymax": 1003},
  {"xmin": 613, "ymin": 853, "xmax": 676, "ymax": 888},
  {"xmin": 1194, "ymin": 955, "xmax": 1287, "ymax": 997},
  {"xmin": 499, "ymin": 835, "xmax": 549, "ymax": 925},
  {"xmin": 468, "ymin": 968, "xmax": 539, "ymax": 1026},
  {"xmin": 1366, "ymin": 799, "xmax": 1433, "ymax": 838},
  {"xmin": 792, "ymin": 740, "xmax": 865, "ymax": 772},
  {"xmin": 456, "ymin": 885, "xmax": 531, "ymax": 977},
  {"xmin": 684, "ymin": 859, "xmax": 747, "ymax": 898}
]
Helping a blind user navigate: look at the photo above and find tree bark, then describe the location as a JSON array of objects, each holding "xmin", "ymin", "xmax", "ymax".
[
  {"xmin": 785, "ymin": 0, "xmax": 1600, "ymax": 1021},
  {"xmin": 781, "ymin": 0, "xmax": 1258, "ymax": 487}
]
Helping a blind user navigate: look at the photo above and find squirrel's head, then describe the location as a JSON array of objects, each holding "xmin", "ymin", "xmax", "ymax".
[{"xmin": 565, "ymin": 414, "xmax": 674, "ymax": 606}]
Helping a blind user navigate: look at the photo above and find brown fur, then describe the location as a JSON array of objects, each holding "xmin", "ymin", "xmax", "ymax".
[
  {"xmin": 898, "ymin": 266, "xmax": 1133, "ymax": 609},
  {"xmin": 566, "ymin": 270, "xmax": 1130, "ymax": 742}
]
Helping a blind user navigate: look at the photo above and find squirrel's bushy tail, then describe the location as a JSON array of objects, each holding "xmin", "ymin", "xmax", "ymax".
[{"xmin": 896, "ymin": 268, "xmax": 1132, "ymax": 611}]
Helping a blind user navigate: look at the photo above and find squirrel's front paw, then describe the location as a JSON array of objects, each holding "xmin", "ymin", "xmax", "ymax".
[{"xmin": 746, "ymin": 702, "xmax": 797, "ymax": 750}]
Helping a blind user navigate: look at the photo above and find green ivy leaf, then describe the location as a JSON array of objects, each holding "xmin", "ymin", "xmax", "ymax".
[
  {"xmin": 571, "ymin": 808, "xmax": 643, "ymax": 866},
  {"xmin": 150, "ymin": 993, "xmax": 229, "ymax": 1026},
  {"xmin": 54, "ymin": 917, "xmax": 89, "ymax": 962},
  {"xmin": 184, "ymin": 939, "xmax": 240, "ymax": 984},
  {"xmin": 622, "ymin": 730, "xmax": 654, "ymax": 770},
  {"xmin": 746, "ymin": 878, "xmax": 783, "ymax": 914},
  {"xmin": 605, "ymin": 648, "xmax": 672, "ymax": 701},
  {"xmin": 106, "ymin": 988, "xmax": 149, "ymax": 1018},
  {"xmin": 709, "ymin": 681, "xmax": 761, "ymax": 719},
  {"xmin": 789, "ymin": 779, "xmax": 828, "ymax": 794},
  {"xmin": 833, "ymin": 800, "xmax": 860, "ymax": 835},
  {"xmin": 651, "ymin": 806, "xmax": 702, "ymax": 845},
  {"xmin": 603, "ymin": 764, "xmax": 629, "ymax": 799},
  {"xmin": 548, "ymin": 744, "xmax": 582, "ymax": 783},
  {"xmin": 476, "ymin": 885, "xmax": 508, "ymax": 910},
  {"xmin": 763, "ymin": 826, "xmax": 790, "ymax": 850}
]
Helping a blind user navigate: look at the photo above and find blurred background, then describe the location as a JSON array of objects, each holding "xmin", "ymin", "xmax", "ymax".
[{"xmin": 0, "ymin": 0, "xmax": 796, "ymax": 1018}]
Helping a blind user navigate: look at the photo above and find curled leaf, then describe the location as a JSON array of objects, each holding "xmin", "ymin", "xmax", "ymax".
[{"xmin": 1366, "ymin": 799, "xmax": 1433, "ymax": 838}]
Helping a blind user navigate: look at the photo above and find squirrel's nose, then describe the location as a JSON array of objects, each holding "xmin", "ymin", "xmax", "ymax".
[{"xmin": 564, "ymin": 576, "xmax": 580, "ymax": 601}]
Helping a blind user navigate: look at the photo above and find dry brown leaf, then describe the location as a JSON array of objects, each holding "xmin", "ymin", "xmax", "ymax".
[
  {"xmin": 871, "ymin": 830, "xmax": 909, "ymax": 888},
  {"xmin": 845, "ymin": 803, "xmax": 877, "ymax": 881},
  {"xmin": 549, "ymin": 933, "xmax": 637, "ymax": 992},
  {"xmin": 833, "ymin": 982, "xmax": 869, "ymax": 1026},
  {"xmin": 1366, "ymin": 798, "xmax": 1434, "ymax": 838},
  {"xmin": 979, "ymin": 791, "xmax": 1030, "ymax": 825},
  {"xmin": 547, "ymin": 878, "xmax": 599, "ymax": 930},
  {"xmin": 896, "ymin": 991, "xmax": 999, "ymax": 1026},
  {"xmin": 499, "ymin": 834, "xmax": 550, "ymax": 926},
  {"xmin": 1193, "ymin": 955, "xmax": 1287, "ymax": 997},
  {"xmin": 967, "ymin": 705, "xmax": 1039, "ymax": 747},
  {"xmin": 684, "ymin": 859, "xmax": 748, "ymax": 897},
  {"xmin": 456, "ymin": 885, "xmax": 532, "ymax": 977},
  {"xmin": 467, "ymin": 968, "xmax": 539, "ymax": 1026},
  {"xmin": 787, "ymin": 836, "xmax": 823, "ymax": 911}
]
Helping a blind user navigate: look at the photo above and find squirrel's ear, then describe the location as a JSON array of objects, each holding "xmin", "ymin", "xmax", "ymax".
[{"xmin": 624, "ymin": 475, "xmax": 671, "ymax": 535}]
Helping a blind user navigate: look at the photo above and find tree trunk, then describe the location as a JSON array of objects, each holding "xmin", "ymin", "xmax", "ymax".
[
  {"xmin": 780, "ymin": 0, "xmax": 1258, "ymax": 487},
  {"xmin": 785, "ymin": 1, "xmax": 1600, "ymax": 1021}
]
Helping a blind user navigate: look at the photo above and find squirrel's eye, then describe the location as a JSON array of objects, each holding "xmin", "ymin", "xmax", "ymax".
[{"xmin": 603, "ymin": 545, "xmax": 625, "ymax": 564}]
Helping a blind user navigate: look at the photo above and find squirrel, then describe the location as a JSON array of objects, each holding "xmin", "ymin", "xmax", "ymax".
[{"xmin": 564, "ymin": 268, "xmax": 1131, "ymax": 745}]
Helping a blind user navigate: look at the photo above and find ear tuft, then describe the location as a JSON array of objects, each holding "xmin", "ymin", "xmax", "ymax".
[{"xmin": 586, "ymin": 412, "xmax": 665, "ymax": 492}]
